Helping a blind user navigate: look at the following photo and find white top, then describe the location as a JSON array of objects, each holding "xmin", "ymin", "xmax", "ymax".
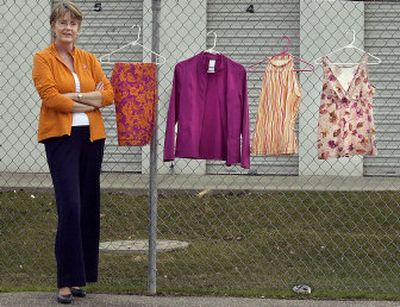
[
  {"xmin": 71, "ymin": 72, "xmax": 90, "ymax": 126},
  {"xmin": 327, "ymin": 63, "xmax": 360, "ymax": 93}
]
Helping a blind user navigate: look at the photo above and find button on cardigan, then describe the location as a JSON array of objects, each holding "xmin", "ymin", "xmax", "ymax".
[{"xmin": 164, "ymin": 52, "xmax": 250, "ymax": 169}]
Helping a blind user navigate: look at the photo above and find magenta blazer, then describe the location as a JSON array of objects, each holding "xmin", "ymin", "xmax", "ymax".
[{"xmin": 164, "ymin": 52, "xmax": 250, "ymax": 169}]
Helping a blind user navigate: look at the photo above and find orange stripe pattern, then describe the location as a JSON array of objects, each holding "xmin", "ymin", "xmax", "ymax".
[{"xmin": 251, "ymin": 55, "xmax": 302, "ymax": 156}]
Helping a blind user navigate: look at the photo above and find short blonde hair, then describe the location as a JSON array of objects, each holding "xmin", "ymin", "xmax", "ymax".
[{"xmin": 50, "ymin": 1, "xmax": 83, "ymax": 27}]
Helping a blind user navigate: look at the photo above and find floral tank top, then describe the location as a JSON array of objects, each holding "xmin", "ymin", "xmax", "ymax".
[{"xmin": 317, "ymin": 53, "xmax": 377, "ymax": 159}]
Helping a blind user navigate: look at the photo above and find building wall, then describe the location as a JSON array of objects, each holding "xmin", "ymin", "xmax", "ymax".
[
  {"xmin": 1, "ymin": 0, "xmax": 398, "ymax": 178},
  {"xmin": 1, "ymin": 0, "xmax": 50, "ymax": 173},
  {"xmin": 299, "ymin": 0, "xmax": 364, "ymax": 176},
  {"xmin": 154, "ymin": 0, "xmax": 208, "ymax": 175}
]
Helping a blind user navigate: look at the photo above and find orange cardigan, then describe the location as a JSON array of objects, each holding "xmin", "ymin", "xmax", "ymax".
[{"xmin": 32, "ymin": 43, "xmax": 114, "ymax": 142}]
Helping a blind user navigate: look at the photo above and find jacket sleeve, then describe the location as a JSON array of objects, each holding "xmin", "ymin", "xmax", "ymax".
[
  {"xmin": 32, "ymin": 53, "xmax": 74, "ymax": 113},
  {"xmin": 91, "ymin": 54, "xmax": 114, "ymax": 107},
  {"xmin": 241, "ymin": 69, "xmax": 250, "ymax": 169},
  {"xmin": 163, "ymin": 65, "xmax": 180, "ymax": 161}
]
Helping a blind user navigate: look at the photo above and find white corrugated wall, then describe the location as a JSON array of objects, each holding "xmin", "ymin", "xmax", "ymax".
[
  {"xmin": 206, "ymin": 0, "xmax": 300, "ymax": 175},
  {"xmin": 73, "ymin": 0, "xmax": 144, "ymax": 173},
  {"xmin": 363, "ymin": 2, "xmax": 400, "ymax": 177},
  {"xmin": 65, "ymin": 1, "xmax": 400, "ymax": 177}
]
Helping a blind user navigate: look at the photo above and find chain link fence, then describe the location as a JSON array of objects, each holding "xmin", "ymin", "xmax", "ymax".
[{"xmin": 1, "ymin": 0, "xmax": 400, "ymax": 297}]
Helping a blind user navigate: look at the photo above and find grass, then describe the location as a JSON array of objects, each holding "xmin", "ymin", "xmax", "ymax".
[{"xmin": 0, "ymin": 189, "xmax": 400, "ymax": 300}]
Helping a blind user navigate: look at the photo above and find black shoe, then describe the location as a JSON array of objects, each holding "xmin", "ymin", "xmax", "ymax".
[
  {"xmin": 70, "ymin": 287, "xmax": 86, "ymax": 298},
  {"xmin": 57, "ymin": 293, "xmax": 72, "ymax": 304}
]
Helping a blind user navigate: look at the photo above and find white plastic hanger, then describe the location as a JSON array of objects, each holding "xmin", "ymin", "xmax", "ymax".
[
  {"xmin": 99, "ymin": 25, "xmax": 166, "ymax": 65},
  {"xmin": 204, "ymin": 31, "xmax": 220, "ymax": 54},
  {"xmin": 314, "ymin": 30, "xmax": 382, "ymax": 65}
]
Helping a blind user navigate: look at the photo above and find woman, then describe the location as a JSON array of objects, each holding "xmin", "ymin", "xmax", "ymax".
[{"xmin": 32, "ymin": 1, "xmax": 114, "ymax": 304}]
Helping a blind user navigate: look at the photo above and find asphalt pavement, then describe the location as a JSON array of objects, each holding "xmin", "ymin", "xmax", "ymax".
[{"xmin": 0, "ymin": 292, "xmax": 399, "ymax": 307}]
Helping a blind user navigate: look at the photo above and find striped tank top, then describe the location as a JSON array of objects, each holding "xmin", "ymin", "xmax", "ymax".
[{"xmin": 251, "ymin": 54, "xmax": 301, "ymax": 156}]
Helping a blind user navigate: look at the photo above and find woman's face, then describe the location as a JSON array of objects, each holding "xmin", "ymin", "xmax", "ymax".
[{"xmin": 52, "ymin": 12, "xmax": 80, "ymax": 45}]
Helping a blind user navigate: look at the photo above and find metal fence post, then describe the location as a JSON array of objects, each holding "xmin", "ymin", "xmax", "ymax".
[{"xmin": 148, "ymin": 0, "xmax": 161, "ymax": 295}]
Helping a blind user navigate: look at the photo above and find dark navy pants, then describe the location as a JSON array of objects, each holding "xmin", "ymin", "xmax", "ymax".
[{"xmin": 44, "ymin": 126, "xmax": 105, "ymax": 288}]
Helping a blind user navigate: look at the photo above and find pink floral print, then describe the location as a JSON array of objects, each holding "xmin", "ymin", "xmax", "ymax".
[{"xmin": 317, "ymin": 53, "xmax": 377, "ymax": 159}]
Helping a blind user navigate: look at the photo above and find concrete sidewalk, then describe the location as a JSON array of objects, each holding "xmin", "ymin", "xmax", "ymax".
[
  {"xmin": 0, "ymin": 293, "xmax": 399, "ymax": 307},
  {"xmin": 3, "ymin": 172, "xmax": 400, "ymax": 192}
]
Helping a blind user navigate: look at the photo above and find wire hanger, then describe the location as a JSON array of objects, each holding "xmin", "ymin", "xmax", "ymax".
[
  {"xmin": 247, "ymin": 36, "xmax": 315, "ymax": 73},
  {"xmin": 99, "ymin": 25, "xmax": 166, "ymax": 65},
  {"xmin": 314, "ymin": 30, "xmax": 382, "ymax": 65},
  {"xmin": 204, "ymin": 31, "xmax": 220, "ymax": 54}
]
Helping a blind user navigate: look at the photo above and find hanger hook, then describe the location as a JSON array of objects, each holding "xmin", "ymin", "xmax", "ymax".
[
  {"xmin": 207, "ymin": 31, "xmax": 217, "ymax": 50},
  {"xmin": 131, "ymin": 24, "xmax": 141, "ymax": 44},
  {"xmin": 281, "ymin": 35, "xmax": 291, "ymax": 53},
  {"xmin": 350, "ymin": 29, "xmax": 356, "ymax": 46}
]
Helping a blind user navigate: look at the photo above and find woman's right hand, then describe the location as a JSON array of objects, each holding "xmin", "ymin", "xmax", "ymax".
[{"xmin": 72, "ymin": 102, "xmax": 96, "ymax": 113}]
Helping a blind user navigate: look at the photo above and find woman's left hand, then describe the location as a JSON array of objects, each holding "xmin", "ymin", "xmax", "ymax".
[
  {"xmin": 62, "ymin": 93, "xmax": 76, "ymax": 100},
  {"xmin": 63, "ymin": 84, "xmax": 104, "ymax": 108}
]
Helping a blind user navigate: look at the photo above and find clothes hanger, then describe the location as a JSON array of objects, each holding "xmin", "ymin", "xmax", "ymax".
[
  {"xmin": 99, "ymin": 25, "xmax": 166, "ymax": 65},
  {"xmin": 272, "ymin": 36, "xmax": 315, "ymax": 72},
  {"xmin": 204, "ymin": 31, "xmax": 220, "ymax": 54},
  {"xmin": 314, "ymin": 30, "xmax": 382, "ymax": 65},
  {"xmin": 247, "ymin": 36, "xmax": 315, "ymax": 72}
]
